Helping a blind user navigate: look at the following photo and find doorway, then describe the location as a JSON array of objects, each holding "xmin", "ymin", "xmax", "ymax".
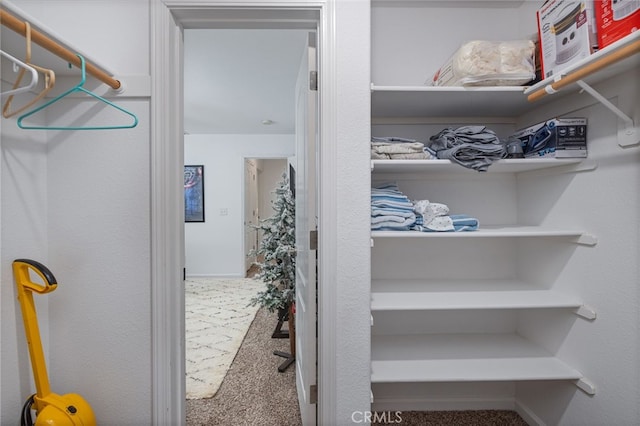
[
  {"xmin": 182, "ymin": 26, "xmax": 312, "ymax": 423},
  {"xmin": 244, "ymin": 158, "xmax": 290, "ymax": 276},
  {"xmin": 151, "ymin": 5, "xmax": 335, "ymax": 425}
]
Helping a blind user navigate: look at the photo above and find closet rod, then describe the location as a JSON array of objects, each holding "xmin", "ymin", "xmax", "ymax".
[
  {"xmin": 0, "ymin": 9, "xmax": 121, "ymax": 90},
  {"xmin": 528, "ymin": 39, "xmax": 640, "ymax": 102}
]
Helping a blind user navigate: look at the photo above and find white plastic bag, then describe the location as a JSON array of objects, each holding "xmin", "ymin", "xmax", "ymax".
[{"xmin": 430, "ymin": 40, "xmax": 536, "ymax": 87}]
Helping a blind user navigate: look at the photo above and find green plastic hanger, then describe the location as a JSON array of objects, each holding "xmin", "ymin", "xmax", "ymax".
[{"xmin": 17, "ymin": 54, "xmax": 138, "ymax": 130}]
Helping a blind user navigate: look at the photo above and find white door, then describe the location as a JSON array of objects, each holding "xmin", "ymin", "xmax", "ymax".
[
  {"xmin": 244, "ymin": 159, "xmax": 259, "ymax": 274},
  {"xmin": 294, "ymin": 32, "xmax": 318, "ymax": 425}
]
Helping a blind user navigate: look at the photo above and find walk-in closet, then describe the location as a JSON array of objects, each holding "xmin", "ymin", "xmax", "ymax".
[
  {"xmin": 2, "ymin": 0, "xmax": 638, "ymax": 424},
  {"xmin": 1, "ymin": 2, "xmax": 149, "ymax": 424},
  {"xmin": 369, "ymin": 1, "xmax": 639, "ymax": 425}
]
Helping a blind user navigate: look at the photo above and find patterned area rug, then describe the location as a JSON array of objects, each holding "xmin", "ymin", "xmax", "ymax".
[{"xmin": 185, "ymin": 277, "xmax": 264, "ymax": 399}]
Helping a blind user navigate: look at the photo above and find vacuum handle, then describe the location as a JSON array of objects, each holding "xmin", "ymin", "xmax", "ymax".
[{"xmin": 13, "ymin": 259, "xmax": 57, "ymax": 294}]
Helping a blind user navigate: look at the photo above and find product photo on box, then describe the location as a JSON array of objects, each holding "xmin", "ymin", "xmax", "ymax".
[{"xmin": 537, "ymin": 0, "xmax": 598, "ymax": 78}]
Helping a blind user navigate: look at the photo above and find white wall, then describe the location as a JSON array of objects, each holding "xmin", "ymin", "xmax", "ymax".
[
  {"xmin": 0, "ymin": 108, "xmax": 49, "ymax": 421},
  {"xmin": 371, "ymin": 3, "xmax": 535, "ymax": 86},
  {"xmin": 514, "ymin": 68, "xmax": 640, "ymax": 426},
  {"xmin": 1, "ymin": 1, "xmax": 151, "ymax": 424},
  {"xmin": 333, "ymin": 0, "xmax": 373, "ymax": 422},
  {"xmin": 1, "ymin": 1, "xmax": 374, "ymax": 424},
  {"xmin": 184, "ymin": 134, "xmax": 293, "ymax": 277}
]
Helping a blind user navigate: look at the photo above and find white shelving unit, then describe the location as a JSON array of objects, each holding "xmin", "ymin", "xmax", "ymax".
[
  {"xmin": 371, "ymin": 334, "xmax": 583, "ymax": 383},
  {"xmin": 373, "ymin": 226, "xmax": 593, "ymax": 240},
  {"xmin": 368, "ymin": 1, "xmax": 640, "ymax": 421},
  {"xmin": 372, "ymin": 29, "xmax": 638, "ymax": 122},
  {"xmin": 371, "ymin": 158, "xmax": 583, "ymax": 173},
  {"xmin": 365, "ymin": 11, "xmax": 640, "ymax": 406},
  {"xmin": 370, "ymin": 157, "xmax": 596, "ymax": 390},
  {"xmin": 371, "ymin": 279, "xmax": 585, "ymax": 311}
]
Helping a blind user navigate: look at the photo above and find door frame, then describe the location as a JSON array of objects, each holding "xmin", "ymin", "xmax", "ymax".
[
  {"xmin": 243, "ymin": 156, "xmax": 290, "ymax": 275},
  {"xmin": 150, "ymin": 1, "xmax": 338, "ymax": 424},
  {"xmin": 243, "ymin": 158, "xmax": 259, "ymax": 274}
]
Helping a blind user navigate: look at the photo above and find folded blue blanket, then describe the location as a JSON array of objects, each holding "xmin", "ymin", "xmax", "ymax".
[
  {"xmin": 371, "ymin": 182, "xmax": 418, "ymax": 231},
  {"xmin": 412, "ymin": 214, "xmax": 479, "ymax": 232},
  {"xmin": 371, "ymin": 194, "xmax": 412, "ymax": 202},
  {"xmin": 450, "ymin": 214, "xmax": 479, "ymax": 232},
  {"xmin": 371, "ymin": 200, "xmax": 414, "ymax": 210},
  {"xmin": 371, "ymin": 223, "xmax": 413, "ymax": 231},
  {"xmin": 371, "ymin": 214, "xmax": 416, "ymax": 225},
  {"xmin": 372, "ymin": 207, "xmax": 416, "ymax": 218}
]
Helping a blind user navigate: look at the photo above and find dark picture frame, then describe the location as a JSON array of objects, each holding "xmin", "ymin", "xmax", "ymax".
[{"xmin": 184, "ymin": 165, "xmax": 205, "ymax": 222}]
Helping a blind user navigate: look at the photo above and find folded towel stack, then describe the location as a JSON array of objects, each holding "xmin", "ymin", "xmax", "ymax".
[
  {"xmin": 371, "ymin": 183, "xmax": 416, "ymax": 230},
  {"xmin": 371, "ymin": 137, "xmax": 437, "ymax": 160},
  {"xmin": 427, "ymin": 126, "xmax": 506, "ymax": 172},
  {"xmin": 412, "ymin": 199, "xmax": 479, "ymax": 232},
  {"xmin": 371, "ymin": 184, "xmax": 479, "ymax": 232}
]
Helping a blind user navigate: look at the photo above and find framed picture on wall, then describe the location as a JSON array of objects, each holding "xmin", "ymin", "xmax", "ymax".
[{"xmin": 184, "ymin": 165, "xmax": 205, "ymax": 222}]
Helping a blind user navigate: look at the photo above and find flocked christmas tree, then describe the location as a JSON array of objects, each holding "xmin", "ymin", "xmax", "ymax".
[{"xmin": 249, "ymin": 173, "xmax": 296, "ymax": 312}]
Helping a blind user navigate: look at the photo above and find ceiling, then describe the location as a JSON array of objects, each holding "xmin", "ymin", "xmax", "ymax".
[
  {"xmin": 183, "ymin": 29, "xmax": 309, "ymax": 135},
  {"xmin": 1, "ymin": 21, "xmax": 308, "ymax": 135}
]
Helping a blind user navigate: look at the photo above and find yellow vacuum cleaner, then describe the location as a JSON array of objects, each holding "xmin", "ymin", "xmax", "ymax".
[{"xmin": 13, "ymin": 259, "xmax": 96, "ymax": 426}]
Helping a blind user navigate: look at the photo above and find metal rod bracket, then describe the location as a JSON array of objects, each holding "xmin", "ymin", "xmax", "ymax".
[{"xmin": 575, "ymin": 80, "xmax": 638, "ymax": 147}]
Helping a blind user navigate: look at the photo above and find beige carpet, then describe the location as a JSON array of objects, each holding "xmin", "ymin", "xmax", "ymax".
[
  {"xmin": 185, "ymin": 273, "xmax": 528, "ymax": 423},
  {"xmin": 373, "ymin": 410, "xmax": 528, "ymax": 425},
  {"xmin": 187, "ymin": 307, "xmax": 300, "ymax": 425},
  {"xmin": 185, "ymin": 277, "xmax": 264, "ymax": 399},
  {"xmin": 187, "ymin": 306, "xmax": 529, "ymax": 425}
]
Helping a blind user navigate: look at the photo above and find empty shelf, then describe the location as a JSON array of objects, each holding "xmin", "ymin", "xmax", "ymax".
[
  {"xmin": 371, "ymin": 279, "xmax": 582, "ymax": 311},
  {"xmin": 371, "ymin": 333, "xmax": 582, "ymax": 383}
]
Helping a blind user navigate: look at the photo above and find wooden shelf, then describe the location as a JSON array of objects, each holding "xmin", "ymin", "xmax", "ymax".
[
  {"xmin": 371, "ymin": 279, "xmax": 582, "ymax": 311},
  {"xmin": 371, "ymin": 158, "xmax": 583, "ymax": 174},
  {"xmin": 371, "ymin": 333, "xmax": 583, "ymax": 383}
]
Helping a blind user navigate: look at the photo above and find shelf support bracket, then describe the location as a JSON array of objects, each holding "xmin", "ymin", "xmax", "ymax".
[
  {"xmin": 572, "ymin": 233, "xmax": 598, "ymax": 246},
  {"xmin": 576, "ymin": 377, "xmax": 596, "ymax": 395},
  {"xmin": 574, "ymin": 304, "xmax": 597, "ymax": 320},
  {"xmin": 575, "ymin": 80, "xmax": 638, "ymax": 147}
]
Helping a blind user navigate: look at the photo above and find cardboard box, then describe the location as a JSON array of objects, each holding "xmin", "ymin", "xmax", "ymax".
[
  {"xmin": 595, "ymin": 0, "xmax": 640, "ymax": 49},
  {"xmin": 537, "ymin": 0, "xmax": 597, "ymax": 78},
  {"xmin": 509, "ymin": 118, "xmax": 588, "ymax": 158}
]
